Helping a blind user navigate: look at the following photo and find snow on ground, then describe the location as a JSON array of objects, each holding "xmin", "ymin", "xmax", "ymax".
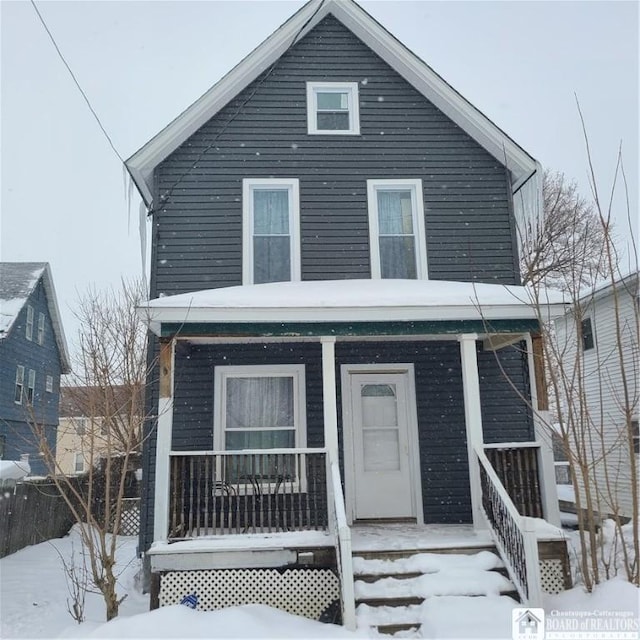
[{"xmin": 1, "ymin": 524, "xmax": 638, "ymax": 639}]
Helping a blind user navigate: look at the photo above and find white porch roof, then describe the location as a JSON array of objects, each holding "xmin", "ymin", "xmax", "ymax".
[{"xmin": 139, "ymin": 279, "xmax": 566, "ymax": 335}]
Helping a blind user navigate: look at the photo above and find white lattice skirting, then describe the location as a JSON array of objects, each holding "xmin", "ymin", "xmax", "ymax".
[
  {"xmin": 540, "ymin": 559, "xmax": 566, "ymax": 594},
  {"xmin": 159, "ymin": 568, "xmax": 340, "ymax": 620}
]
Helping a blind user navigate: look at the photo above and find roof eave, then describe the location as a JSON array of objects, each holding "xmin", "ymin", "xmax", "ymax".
[{"xmin": 138, "ymin": 302, "xmax": 565, "ymax": 337}]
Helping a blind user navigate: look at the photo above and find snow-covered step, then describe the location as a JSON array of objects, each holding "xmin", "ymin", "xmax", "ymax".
[{"xmin": 352, "ymin": 549, "xmax": 518, "ymax": 636}]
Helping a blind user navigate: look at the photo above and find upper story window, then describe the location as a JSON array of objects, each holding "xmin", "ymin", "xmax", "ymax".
[
  {"xmin": 306, "ymin": 82, "xmax": 360, "ymax": 135},
  {"xmin": 26, "ymin": 305, "xmax": 34, "ymax": 341},
  {"xmin": 74, "ymin": 452, "xmax": 85, "ymax": 474},
  {"xmin": 367, "ymin": 179, "xmax": 428, "ymax": 279},
  {"xmin": 27, "ymin": 369, "xmax": 35, "ymax": 403},
  {"xmin": 37, "ymin": 313, "xmax": 45, "ymax": 345},
  {"xmin": 242, "ymin": 178, "xmax": 300, "ymax": 285},
  {"xmin": 45, "ymin": 375, "xmax": 54, "ymax": 393},
  {"xmin": 15, "ymin": 365, "xmax": 25, "ymax": 404},
  {"xmin": 581, "ymin": 317, "xmax": 595, "ymax": 351}
]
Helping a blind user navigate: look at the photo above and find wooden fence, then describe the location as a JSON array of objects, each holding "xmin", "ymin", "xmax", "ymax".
[
  {"xmin": 0, "ymin": 478, "xmax": 79, "ymax": 558},
  {"xmin": 0, "ymin": 456, "xmax": 142, "ymax": 558}
]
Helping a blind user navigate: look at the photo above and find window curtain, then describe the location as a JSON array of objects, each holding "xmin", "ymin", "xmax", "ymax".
[
  {"xmin": 377, "ymin": 190, "xmax": 417, "ymax": 279},
  {"xmin": 225, "ymin": 377, "xmax": 295, "ymax": 450},
  {"xmin": 253, "ymin": 190, "xmax": 291, "ymax": 284}
]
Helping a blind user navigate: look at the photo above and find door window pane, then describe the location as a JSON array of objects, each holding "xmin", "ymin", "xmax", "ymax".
[
  {"xmin": 363, "ymin": 429, "xmax": 400, "ymax": 471},
  {"xmin": 361, "ymin": 383, "xmax": 397, "ymax": 427}
]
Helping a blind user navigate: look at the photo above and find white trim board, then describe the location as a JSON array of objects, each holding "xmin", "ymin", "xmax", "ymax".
[{"xmin": 126, "ymin": 0, "xmax": 537, "ymax": 207}]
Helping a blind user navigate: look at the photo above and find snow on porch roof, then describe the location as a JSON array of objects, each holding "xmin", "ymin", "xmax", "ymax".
[{"xmin": 139, "ymin": 279, "xmax": 566, "ymax": 335}]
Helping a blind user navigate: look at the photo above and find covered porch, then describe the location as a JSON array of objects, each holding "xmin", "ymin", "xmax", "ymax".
[{"xmin": 139, "ymin": 279, "xmax": 566, "ymax": 613}]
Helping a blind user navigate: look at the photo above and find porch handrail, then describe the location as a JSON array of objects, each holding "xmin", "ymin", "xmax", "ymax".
[
  {"xmin": 474, "ymin": 444, "xmax": 543, "ymax": 607},
  {"xmin": 327, "ymin": 454, "xmax": 356, "ymax": 630},
  {"xmin": 169, "ymin": 447, "xmax": 326, "ymax": 456}
]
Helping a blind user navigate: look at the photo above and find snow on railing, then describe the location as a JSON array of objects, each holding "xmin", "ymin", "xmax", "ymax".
[
  {"xmin": 475, "ymin": 445, "xmax": 543, "ymax": 607},
  {"xmin": 327, "ymin": 454, "xmax": 356, "ymax": 630}
]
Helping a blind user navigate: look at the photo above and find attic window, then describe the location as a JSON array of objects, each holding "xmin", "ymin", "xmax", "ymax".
[{"xmin": 306, "ymin": 82, "xmax": 360, "ymax": 135}]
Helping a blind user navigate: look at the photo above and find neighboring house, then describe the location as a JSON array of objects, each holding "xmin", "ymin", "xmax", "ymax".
[
  {"xmin": 126, "ymin": 0, "xmax": 568, "ymax": 627},
  {"xmin": 555, "ymin": 271, "xmax": 639, "ymax": 519},
  {"xmin": 0, "ymin": 263, "xmax": 71, "ymax": 476},
  {"xmin": 56, "ymin": 385, "xmax": 144, "ymax": 475}
]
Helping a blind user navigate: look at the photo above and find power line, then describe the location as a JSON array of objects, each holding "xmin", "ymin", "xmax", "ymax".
[
  {"xmin": 29, "ymin": 0, "xmax": 124, "ymax": 164},
  {"xmin": 151, "ymin": 0, "xmax": 327, "ymax": 215}
]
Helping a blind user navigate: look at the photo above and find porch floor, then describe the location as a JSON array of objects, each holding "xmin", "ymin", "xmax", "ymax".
[{"xmin": 351, "ymin": 523, "xmax": 494, "ymax": 553}]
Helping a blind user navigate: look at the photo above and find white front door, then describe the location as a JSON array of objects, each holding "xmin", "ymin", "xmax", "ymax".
[{"xmin": 344, "ymin": 368, "xmax": 420, "ymax": 521}]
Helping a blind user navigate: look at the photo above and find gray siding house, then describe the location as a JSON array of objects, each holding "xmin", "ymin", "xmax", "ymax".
[
  {"xmin": 0, "ymin": 263, "xmax": 71, "ymax": 475},
  {"xmin": 127, "ymin": 0, "xmax": 567, "ymax": 628},
  {"xmin": 555, "ymin": 271, "xmax": 639, "ymax": 519}
]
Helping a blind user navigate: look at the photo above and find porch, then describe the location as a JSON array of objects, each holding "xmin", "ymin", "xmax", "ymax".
[{"xmin": 139, "ymin": 279, "xmax": 567, "ymax": 622}]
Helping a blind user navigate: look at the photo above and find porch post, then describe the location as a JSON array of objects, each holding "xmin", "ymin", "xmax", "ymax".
[
  {"xmin": 153, "ymin": 337, "xmax": 175, "ymax": 542},
  {"xmin": 321, "ymin": 336, "xmax": 339, "ymax": 460},
  {"xmin": 458, "ymin": 333, "xmax": 485, "ymax": 529},
  {"xmin": 526, "ymin": 333, "xmax": 561, "ymax": 526}
]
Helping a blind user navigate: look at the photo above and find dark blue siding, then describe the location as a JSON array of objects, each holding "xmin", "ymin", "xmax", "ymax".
[
  {"xmin": 139, "ymin": 339, "xmax": 534, "ymax": 548},
  {"xmin": 152, "ymin": 16, "xmax": 519, "ymax": 299},
  {"xmin": 0, "ymin": 279, "xmax": 63, "ymax": 472}
]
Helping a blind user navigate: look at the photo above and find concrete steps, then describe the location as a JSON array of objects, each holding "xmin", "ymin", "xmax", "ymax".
[{"xmin": 352, "ymin": 547, "xmax": 519, "ymax": 636}]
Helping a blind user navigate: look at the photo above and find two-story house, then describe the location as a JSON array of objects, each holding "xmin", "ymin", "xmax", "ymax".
[
  {"xmin": 127, "ymin": 0, "xmax": 569, "ymax": 631},
  {"xmin": 0, "ymin": 262, "xmax": 71, "ymax": 476},
  {"xmin": 555, "ymin": 271, "xmax": 639, "ymax": 520}
]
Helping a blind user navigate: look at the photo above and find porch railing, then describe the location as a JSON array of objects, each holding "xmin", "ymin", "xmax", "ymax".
[
  {"xmin": 484, "ymin": 442, "xmax": 543, "ymax": 518},
  {"xmin": 327, "ymin": 454, "xmax": 356, "ymax": 630},
  {"xmin": 168, "ymin": 449, "xmax": 328, "ymax": 538},
  {"xmin": 475, "ymin": 445, "xmax": 543, "ymax": 606}
]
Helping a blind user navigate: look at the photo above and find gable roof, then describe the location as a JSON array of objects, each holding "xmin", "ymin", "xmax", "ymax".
[
  {"xmin": 0, "ymin": 262, "xmax": 71, "ymax": 373},
  {"xmin": 126, "ymin": 0, "xmax": 540, "ymax": 208}
]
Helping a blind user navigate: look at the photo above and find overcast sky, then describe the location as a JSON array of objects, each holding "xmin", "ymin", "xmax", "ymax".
[{"xmin": 1, "ymin": 0, "xmax": 638, "ymax": 355}]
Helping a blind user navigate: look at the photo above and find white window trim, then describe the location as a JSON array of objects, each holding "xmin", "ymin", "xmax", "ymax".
[
  {"xmin": 26, "ymin": 305, "xmax": 34, "ymax": 341},
  {"xmin": 15, "ymin": 365, "xmax": 25, "ymax": 404},
  {"xmin": 306, "ymin": 82, "xmax": 360, "ymax": 135},
  {"xmin": 45, "ymin": 375, "xmax": 54, "ymax": 393},
  {"xmin": 37, "ymin": 313, "xmax": 45, "ymax": 345},
  {"xmin": 367, "ymin": 178, "xmax": 428, "ymax": 280},
  {"xmin": 214, "ymin": 364, "xmax": 307, "ymax": 451},
  {"xmin": 27, "ymin": 369, "xmax": 36, "ymax": 403},
  {"xmin": 214, "ymin": 364, "xmax": 307, "ymax": 494},
  {"xmin": 242, "ymin": 178, "xmax": 301, "ymax": 285}
]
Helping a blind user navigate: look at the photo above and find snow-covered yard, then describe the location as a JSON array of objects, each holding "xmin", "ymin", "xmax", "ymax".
[{"xmin": 1, "ymin": 525, "xmax": 638, "ymax": 639}]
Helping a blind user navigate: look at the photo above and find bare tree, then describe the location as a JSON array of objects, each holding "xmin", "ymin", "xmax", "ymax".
[
  {"xmin": 520, "ymin": 170, "xmax": 613, "ymax": 292},
  {"xmin": 29, "ymin": 278, "xmax": 153, "ymax": 621},
  {"xmin": 521, "ymin": 145, "xmax": 638, "ymax": 588}
]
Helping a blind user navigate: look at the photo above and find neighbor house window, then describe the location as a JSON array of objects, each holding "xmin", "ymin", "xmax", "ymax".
[
  {"xmin": 306, "ymin": 82, "xmax": 360, "ymax": 135},
  {"xmin": 74, "ymin": 453, "xmax": 85, "ymax": 474},
  {"xmin": 632, "ymin": 420, "xmax": 639, "ymax": 455},
  {"xmin": 581, "ymin": 317, "xmax": 595, "ymax": 351},
  {"xmin": 214, "ymin": 365, "xmax": 306, "ymax": 483},
  {"xmin": 0, "ymin": 435, "xmax": 5, "ymax": 459},
  {"xmin": 26, "ymin": 305, "xmax": 34, "ymax": 341},
  {"xmin": 367, "ymin": 179, "xmax": 427, "ymax": 279},
  {"xmin": 15, "ymin": 366, "xmax": 25, "ymax": 404},
  {"xmin": 74, "ymin": 418, "xmax": 87, "ymax": 436},
  {"xmin": 27, "ymin": 370, "xmax": 35, "ymax": 403},
  {"xmin": 45, "ymin": 375, "xmax": 54, "ymax": 393},
  {"xmin": 37, "ymin": 313, "xmax": 45, "ymax": 345},
  {"xmin": 242, "ymin": 178, "xmax": 300, "ymax": 285}
]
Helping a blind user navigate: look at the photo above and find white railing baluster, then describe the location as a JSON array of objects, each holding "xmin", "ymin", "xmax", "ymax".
[{"xmin": 475, "ymin": 444, "xmax": 542, "ymax": 607}]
